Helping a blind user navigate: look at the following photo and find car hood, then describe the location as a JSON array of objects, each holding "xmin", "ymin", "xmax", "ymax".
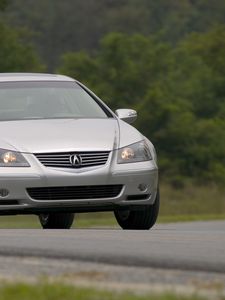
[
  {"xmin": 0, "ymin": 118, "xmax": 143, "ymax": 153},
  {"xmin": 0, "ymin": 118, "xmax": 120, "ymax": 153}
]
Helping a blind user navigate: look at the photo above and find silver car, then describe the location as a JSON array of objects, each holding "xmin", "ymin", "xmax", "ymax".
[{"xmin": 0, "ymin": 73, "xmax": 159, "ymax": 229}]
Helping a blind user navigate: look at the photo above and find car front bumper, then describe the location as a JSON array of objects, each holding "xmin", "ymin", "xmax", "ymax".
[{"xmin": 0, "ymin": 152, "xmax": 158, "ymax": 215}]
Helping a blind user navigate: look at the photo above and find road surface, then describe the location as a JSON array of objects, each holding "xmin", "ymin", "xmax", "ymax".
[{"xmin": 0, "ymin": 220, "xmax": 224, "ymax": 273}]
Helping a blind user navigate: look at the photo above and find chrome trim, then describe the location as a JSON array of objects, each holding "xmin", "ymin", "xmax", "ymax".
[{"xmin": 34, "ymin": 151, "xmax": 110, "ymax": 168}]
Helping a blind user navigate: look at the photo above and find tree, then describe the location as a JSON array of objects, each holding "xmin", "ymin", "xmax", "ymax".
[
  {"xmin": 59, "ymin": 33, "xmax": 172, "ymax": 107},
  {"xmin": 58, "ymin": 28, "xmax": 225, "ymax": 184},
  {"xmin": 4, "ymin": 0, "xmax": 225, "ymax": 70},
  {"xmin": 0, "ymin": 0, "xmax": 8, "ymax": 11},
  {"xmin": 0, "ymin": 0, "xmax": 44, "ymax": 71},
  {"xmin": 137, "ymin": 26, "xmax": 225, "ymax": 183},
  {"xmin": 0, "ymin": 22, "xmax": 45, "ymax": 72}
]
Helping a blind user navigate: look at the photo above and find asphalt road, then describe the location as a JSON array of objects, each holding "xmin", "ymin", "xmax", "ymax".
[{"xmin": 0, "ymin": 220, "xmax": 224, "ymax": 274}]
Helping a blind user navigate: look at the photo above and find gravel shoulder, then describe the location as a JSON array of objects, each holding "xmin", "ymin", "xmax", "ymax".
[{"xmin": 0, "ymin": 256, "xmax": 225, "ymax": 299}]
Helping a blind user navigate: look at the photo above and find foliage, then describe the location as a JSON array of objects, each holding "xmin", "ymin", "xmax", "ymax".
[
  {"xmin": 0, "ymin": 0, "xmax": 44, "ymax": 72},
  {"xmin": 3, "ymin": 0, "xmax": 225, "ymax": 69},
  {"xmin": 58, "ymin": 27, "xmax": 225, "ymax": 184},
  {"xmin": 0, "ymin": 0, "xmax": 8, "ymax": 11},
  {"xmin": 0, "ymin": 22, "xmax": 44, "ymax": 72}
]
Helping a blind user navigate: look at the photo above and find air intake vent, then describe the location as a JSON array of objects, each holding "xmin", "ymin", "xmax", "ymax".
[
  {"xmin": 27, "ymin": 185, "xmax": 123, "ymax": 200},
  {"xmin": 34, "ymin": 151, "xmax": 110, "ymax": 168},
  {"xmin": 0, "ymin": 200, "xmax": 19, "ymax": 205}
]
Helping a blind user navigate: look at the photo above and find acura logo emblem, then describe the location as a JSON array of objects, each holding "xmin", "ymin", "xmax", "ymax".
[{"xmin": 69, "ymin": 154, "xmax": 82, "ymax": 167}]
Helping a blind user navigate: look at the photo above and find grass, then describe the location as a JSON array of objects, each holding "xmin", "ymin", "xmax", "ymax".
[
  {"xmin": 0, "ymin": 282, "xmax": 216, "ymax": 300},
  {"xmin": 159, "ymin": 182, "xmax": 225, "ymax": 216},
  {"xmin": 0, "ymin": 183, "xmax": 224, "ymax": 229}
]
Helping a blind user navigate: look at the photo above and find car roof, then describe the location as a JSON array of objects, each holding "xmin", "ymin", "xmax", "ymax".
[{"xmin": 0, "ymin": 73, "xmax": 75, "ymax": 82}]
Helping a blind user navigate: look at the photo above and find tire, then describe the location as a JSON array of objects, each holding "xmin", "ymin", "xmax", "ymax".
[
  {"xmin": 39, "ymin": 213, "xmax": 75, "ymax": 229},
  {"xmin": 114, "ymin": 188, "xmax": 160, "ymax": 230}
]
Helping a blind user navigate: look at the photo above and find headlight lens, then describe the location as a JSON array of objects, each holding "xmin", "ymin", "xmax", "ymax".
[
  {"xmin": 117, "ymin": 141, "xmax": 152, "ymax": 164},
  {"xmin": 0, "ymin": 149, "xmax": 30, "ymax": 167}
]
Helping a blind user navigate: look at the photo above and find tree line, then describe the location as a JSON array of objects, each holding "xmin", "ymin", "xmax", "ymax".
[{"xmin": 0, "ymin": 0, "xmax": 225, "ymax": 186}]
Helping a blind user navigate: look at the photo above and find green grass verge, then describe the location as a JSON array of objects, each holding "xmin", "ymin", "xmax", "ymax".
[
  {"xmin": 158, "ymin": 214, "xmax": 225, "ymax": 223},
  {"xmin": 0, "ymin": 212, "xmax": 225, "ymax": 229},
  {"xmin": 0, "ymin": 282, "xmax": 212, "ymax": 300},
  {"xmin": 0, "ymin": 183, "xmax": 224, "ymax": 229},
  {"xmin": 159, "ymin": 182, "xmax": 225, "ymax": 216}
]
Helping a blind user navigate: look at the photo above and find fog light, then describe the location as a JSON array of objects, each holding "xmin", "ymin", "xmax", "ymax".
[
  {"xmin": 0, "ymin": 189, "xmax": 9, "ymax": 198},
  {"xmin": 138, "ymin": 184, "xmax": 147, "ymax": 192}
]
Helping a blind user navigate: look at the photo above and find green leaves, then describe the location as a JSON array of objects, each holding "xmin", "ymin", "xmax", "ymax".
[
  {"xmin": 0, "ymin": 0, "xmax": 8, "ymax": 11},
  {"xmin": 0, "ymin": 22, "xmax": 44, "ymax": 72},
  {"xmin": 58, "ymin": 27, "xmax": 225, "ymax": 184}
]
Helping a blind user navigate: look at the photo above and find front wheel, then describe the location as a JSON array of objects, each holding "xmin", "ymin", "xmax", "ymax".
[
  {"xmin": 39, "ymin": 213, "xmax": 75, "ymax": 229},
  {"xmin": 114, "ymin": 188, "xmax": 160, "ymax": 230}
]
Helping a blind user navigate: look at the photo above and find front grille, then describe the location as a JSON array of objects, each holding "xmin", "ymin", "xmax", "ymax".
[
  {"xmin": 34, "ymin": 151, "xmax": 110, "ymax": 168},
  {"xmin": 27, "ymin": 185, "xmax": 123, "ymax": 200}
]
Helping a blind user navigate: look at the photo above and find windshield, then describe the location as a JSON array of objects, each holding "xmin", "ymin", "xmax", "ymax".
[{"xmin": 0, "ymin": 81, "xmax": 109, "ymax": 121}]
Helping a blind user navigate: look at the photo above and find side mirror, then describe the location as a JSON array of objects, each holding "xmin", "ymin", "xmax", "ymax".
[{"xmin": 115, "ymin": 109, "xmax": 137, "ymax": 124}]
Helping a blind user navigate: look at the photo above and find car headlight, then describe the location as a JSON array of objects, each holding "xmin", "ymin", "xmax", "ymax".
[
  {"xmin": 117, "ymin": 141, "xmax": 152, "ymax": 164},
  {"xmin": 0, "ymin": 149, "xmax": 30, "ymax": 167}
]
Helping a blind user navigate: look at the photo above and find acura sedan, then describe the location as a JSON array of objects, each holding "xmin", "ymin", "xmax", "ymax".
[{"xmin": 0, "ymin": 73, "xmax": 159, "ymax": 229}]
